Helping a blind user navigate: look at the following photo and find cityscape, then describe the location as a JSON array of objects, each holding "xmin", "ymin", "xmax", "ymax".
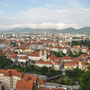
[{"xmin": 0, "ymin": 0, "xmax": 90, "ymax": 90}]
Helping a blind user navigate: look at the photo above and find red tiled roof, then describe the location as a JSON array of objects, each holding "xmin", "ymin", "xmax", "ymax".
[
  {"xmin": 64, "ymin": 61, "xmax": 79, "ymax": 66},
  {"xmin": 16, "ymin": 80, "xmax": 33, "ymax": 89},
  {"xmin": 36, "ymin": 60, "xmax": 53, "ymax": 65},
  {"xmin": 80, "ymin": 61, "xmax": 89, "ymax": 65},
  {"xmin": 18, "ymin": 56, "xmax": 28, "ymax": 60},
  {"xmin": 0, "ymin": 53, "xmax": 5, "ymax": 55},
  {"xmin": 63, "ymin": 56, "xmax": 72, "ymax": 60},
  {"xmin": 0, "ymin": 69, "xmax": 38, "ymax": 81},
  {"xmin": 0, "ymin": 69, "xmax": 21, "ymax": 77},
  {"xmin": 53, "ymin": 61, "xmax": 61, "ymax": 65},
  {"xmin": 37, "ymin": 78, "xmax": 45, "ymax": 85},
  {"xmin": 28, "ymin": 52, "xmax": 39, "ymax": 57},
  {"xmin": 28, "ymin": 49, "xmax": 50, "ymax": 57}
]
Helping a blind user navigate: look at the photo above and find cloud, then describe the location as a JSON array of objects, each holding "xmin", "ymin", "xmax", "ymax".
[
  {"xmin": 20, "ymin": 7, "xmax": 90, "ymax": 25},
  {"xmin": 0, "ymin": 11, "xmax": 3, "ymax": 14},
  {"xmin": 0, "ymin": 23, "xmax": 80, "ymax": 30},
  {"xmin": 38, "ymin": 23, "xmax": 80, "ymax": 29},
  {"xmin": 0, "ymin": 7, "xmax": 90, "ymax": 30}
]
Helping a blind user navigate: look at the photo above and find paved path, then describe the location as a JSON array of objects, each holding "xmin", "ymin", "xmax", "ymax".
[
  {"xmin": 48, "ymin": 74, "xmax": 63, "ymax": 80},
  {"xmin": 4, "ymin": 62, "xmax": 16, "ymax": 69}
]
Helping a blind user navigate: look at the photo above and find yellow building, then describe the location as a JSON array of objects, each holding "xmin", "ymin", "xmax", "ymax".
[
  {"xmin": 64, "ymin": 61, "xmax": 79, "ymax": 70},
  {"xmin": 79, "ymin": 61, "xmax": 90, "ymax": 71}
]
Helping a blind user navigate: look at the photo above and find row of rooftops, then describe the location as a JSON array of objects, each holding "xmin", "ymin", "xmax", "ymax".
[
  {"xmin": 0, "ymin": 49, "xmax": 90, "ymax": 66},
  {"xmin": 0, "ymin": 69, "xmax": 45, "ymax": 85},
  {"xmin": 0, "ymin": 37, "xmax": 89, "ymax": 71},
  {"xmin": 0, "ymin": 69, "xmax": 64, "ymax": 90}
]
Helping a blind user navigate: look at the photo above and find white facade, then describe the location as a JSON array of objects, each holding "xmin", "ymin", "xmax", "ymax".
[
  {"xmin": 10, "ymin": 58, "xmax": 18, "ymax": 62},
  {"xmin": 28, "ymin": 56, "xmax": 41, "ymax": 61},
  {"xmin": 54, "ymin": 64, "xmax": 60, "ymax": 70},
  {"xmin": 62, "ymin": 59, "xmax": 72, "ymax": 62},
  {"xmin": 28, "ymin": 49, "xmax": 48, "ymax": 61},
  {"xmin": 61, "ymin": 49, "xmax": 67, "ymax": 54},
  {"xmin": 36, "ymin": 63, "xmax": 53, "ymax": 67},
  {"xmin": 18, "ymin": 58, "xmax": 29, "ymax": 63},
  {"xmin": 0, "ymin": 73, "xmax": 21, "ymax": 89}
]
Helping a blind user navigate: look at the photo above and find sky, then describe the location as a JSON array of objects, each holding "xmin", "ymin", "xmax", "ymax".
[{"xmin": 0, "ymin": 0, "xmax": 90, "ymax": 30}]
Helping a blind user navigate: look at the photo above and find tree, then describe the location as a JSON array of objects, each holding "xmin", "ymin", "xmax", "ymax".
[
  {"xmin": 60, "ymin": 51, "xmax": 66, "ymax": 57},
  {"xmin": 47, "ymin": 67, "xmax": 56, "ymax": 77},
  {"xmin": 68, "ymin": 49, "xmax": 82, "ymax": 58},
  {"xmin": 71, "ymin": 40, "xmax": 90, "ymax": 50},
  {"xmin": 80, "ymin": 70, "xmax": 90, "ymax": 90},
  {"xmin": 10, "ymin": 42, "xmax": 18, "ymax": 47},
  {"xmin": 40, "ymin": 66, "xmax": 48, "ymax": 75},
  {"xmin": 57, "ymin": 77, "xmax": 64, "ymax": 84},
  {"xmin": 12, "ymin": 64, "xmax": 62, "ymax": 77},
  {"xmin": 51, "ymin": 51, "xmax": 61, "ymax": 57},
  {"xmin": 0, "ymin": 55, "xmax": 13, "ymax": 69},
  {"xmin": 65, "ymin": 68, "xmax": 85, "ymax": 79}
]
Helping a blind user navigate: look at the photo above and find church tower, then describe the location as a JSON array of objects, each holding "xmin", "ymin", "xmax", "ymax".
[
  {"xmin": 44, "ymin": 49, "xmax": 47, "ymax": 60},
  {"xmin": 40, "ymin": 49, "xmax": 42, "ymax": 59}
]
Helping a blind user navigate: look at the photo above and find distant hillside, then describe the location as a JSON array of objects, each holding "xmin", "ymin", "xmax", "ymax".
[
  {"xmin": 58, "ymin": 27, "xmax": 90, "ymax": 33},
  {"xmin": 0, "ymin": 27, "xmax": 90, "ymax": 33},
  {"xmin": 2, "ymin": 28, "xmax": 59, "ymax": 33},
  {"xmin": 78, "ymin": 27, "xmax": 90, "ymax": 33},
  {"xmin": 58, "ymin": 27, "xmax": 77, "ymax": 33}
]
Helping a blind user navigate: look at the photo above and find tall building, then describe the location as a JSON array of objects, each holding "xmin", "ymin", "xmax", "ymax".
[
  {"xmin": 40, "ymin": 49, "xmax": 42, "ymax": 59},
  {"xmin": 44, "ymin": 49, "xmax": 47, "ymax": 61},
  {"xmin": 0, "ymin": 69, "xmax": 45, "ymax": 90}
]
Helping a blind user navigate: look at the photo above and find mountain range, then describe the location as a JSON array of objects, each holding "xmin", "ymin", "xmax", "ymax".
[{"xmin": 0, "ymin": 27, "xmax": 90, "ymax": 33}]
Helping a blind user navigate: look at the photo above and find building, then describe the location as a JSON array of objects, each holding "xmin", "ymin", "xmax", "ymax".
[
  {"xmin": 28, "ymin": 49, "xmax": 50, "ymax": 61},
  {"xmin": 78, "ymin": 61, "xmax": 90, "ymax": 70},
  {"xmin": 16, "ymin": 80, "xmax": 34, "ymax": 90},
  {"xmin": 0, "ymin": 69, "xmax": 65, "ymax": 90},
  {"xmin": 36, "ymin": 60, "xmax": 53, "ymax": 67},
  {"xmin": 0, "ymin": 69, "xmax": 45, "ymax": 90},
  {"xmin": 18, "ymin": 56, "xmax": 29, "ymax": 63},
  {"xmin": 64, "ymin": 61, "xmax": 79, "ymax": 70},
  {"xmin": 62, "ymin": 56, "xmax": 72, "ymax": 62}
]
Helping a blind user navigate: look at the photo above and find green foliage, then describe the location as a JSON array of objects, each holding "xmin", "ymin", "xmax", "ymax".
[
  {"xmin": 49, "ymin": 68, "xmax": 85, "ymax": 85},
  {"xmin": 80, "ymin": 70, "xmax": 90, "ymax": 90},
  {"xmin": 0, "ymin": 55, "xmax": 13, "ymax": 69},
  {"xmin": 65, "ymin": 68, "xmax": 85, "ymax": 79},
  {"xmin": 51, "ymin": 51, "xmax": 61, "ymax": 57},
  {"xmin": 50, "ymin": 51, "xmax": 66, "ymax": 58},
  {"xmin": 71, "ymin": 40, "xmax": 90, "ymax": 49},
  {"xmin": 12, "ymin": 65, "xmax": 62, "ymax": 77},
  {"xmin": 60, "ymin": 52, "xmax": 66, "ymax": 57},
  {"xmin": 49, "ymin": 76, "xmax": 74, "ymax": 85},
  {"xmin": 87, "ymin": 66, "xmax": 90, "ymax": 71},
  {"xmin": 10, "ymin": 42, "xmax": 18, "ymax": 47},
  {"xmin": 32, "ymin": 61, "xmax": 35, "ymax": 63},
  {"xmin": 68, "ymin": 49, "xmax": 82, "ymax": 58},
  {"xmin": 15, "ymin": 52, "xmax": 18, "ymax": 54}
]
